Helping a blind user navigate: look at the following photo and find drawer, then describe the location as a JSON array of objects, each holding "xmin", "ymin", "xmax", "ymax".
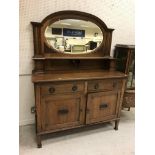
[
  {"xmin": 87, "ymin": 79, "xmax": 122, "ymax": 92},
  {"xmin": 41, "ymin": 81, "xmax": 85, "ymax": 95}
]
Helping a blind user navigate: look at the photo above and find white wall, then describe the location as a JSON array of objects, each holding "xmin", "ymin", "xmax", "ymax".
[{"xmin": 19, "ymin": 0, "xmax": 135, "ymax": 125}]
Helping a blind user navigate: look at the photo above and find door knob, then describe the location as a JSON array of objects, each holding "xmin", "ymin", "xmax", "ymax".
[
  {"xmin": 49, "ymin": 87, "xmax": 55, "ymax": 93},
  {"xmin": 72, "ymin": 85, "xmax": 78, "ymax": 92}
]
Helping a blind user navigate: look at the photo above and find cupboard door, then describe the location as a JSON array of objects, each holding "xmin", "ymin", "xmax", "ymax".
[
  {"xmin": 41, "ymin": 94, "xmax": 85, "ymax": 131},
  {"xmin": 86, "ymin": 91, "xmax": 120, "ymax": 124}
]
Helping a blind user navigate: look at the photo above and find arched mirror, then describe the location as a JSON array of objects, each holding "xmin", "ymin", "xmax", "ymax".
[
  {"xmin": 44, "ymin": 19, "xmax": 103, "ymax": 54},
  {"xmin": 32, "ymin": 10, "xmax": 114, "ymax": 58}
]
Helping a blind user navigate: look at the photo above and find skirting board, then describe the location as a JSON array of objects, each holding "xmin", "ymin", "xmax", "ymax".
[{"xmin": 19, "ymin": 119, "xmax": 35, "ymax": 126}]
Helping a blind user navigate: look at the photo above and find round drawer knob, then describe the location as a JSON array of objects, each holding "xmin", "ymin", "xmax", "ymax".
[
  {"xmin": 49, "ymin": 87, "xmax": 55, "ymax": 93},
  {"xmin": 72, "ymin": 85, "xmax": 78, "ymax": 92},
  {"xmin": 94, "ymin": 83, "xmax": 99, "ymax": 90}
]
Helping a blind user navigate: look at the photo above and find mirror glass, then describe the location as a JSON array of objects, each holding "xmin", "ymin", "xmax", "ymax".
[{"xmin": 44, "ymin": 19, "xmax": 103, "ymax": 54}]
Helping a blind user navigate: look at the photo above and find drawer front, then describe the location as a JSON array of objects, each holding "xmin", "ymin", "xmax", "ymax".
[
  {"xmin": 87, "ymin": 79, "xmax": 122, "ymax": 92},
  {"xmin": 41, "ymin": 81, "xmax": 85, "ymax": 95},
  {"xmin": 86, "ymin": 91, "xmax": 120, "ymax": 124}
]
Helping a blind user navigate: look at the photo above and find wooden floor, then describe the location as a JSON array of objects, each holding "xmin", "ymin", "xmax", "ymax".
[{"xmin": 19, "ymin": 108, "xmax": 135, "ymax": 155}]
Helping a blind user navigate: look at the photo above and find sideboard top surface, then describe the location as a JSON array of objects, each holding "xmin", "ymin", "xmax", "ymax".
[{"xmin": 32, "ymin": 70, "xmax": 127, "ymax": 83}]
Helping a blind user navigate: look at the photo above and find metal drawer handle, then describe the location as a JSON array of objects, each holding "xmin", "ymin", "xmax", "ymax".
[
  {"xmin": 99, "ymin": 103, "xmax": 108, "ymax": 109},
  {"xmin": 72, "ymin": 85, "xmax": 78, "ymax": 92},
  {"xmin": 49, "ymin": 87, "xmax": 55, "ymax": 93},
  {"xmin": 94, "ymin": 83, "xmax": 99, "ymax": 90},
  {"xmin": 58, "ymin": 109, "xmax": 69, "ymax": 115}
]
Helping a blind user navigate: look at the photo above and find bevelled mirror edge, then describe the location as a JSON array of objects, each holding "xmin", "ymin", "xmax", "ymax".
[{"xmin": 44, "ymin": 18, "xmax": 104, "ymax": 54}]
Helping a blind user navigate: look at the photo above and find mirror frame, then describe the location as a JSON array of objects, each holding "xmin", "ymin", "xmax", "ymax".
[{"xmin": 31, "ymin": 10, "xmax": 114, "ymax": 58}]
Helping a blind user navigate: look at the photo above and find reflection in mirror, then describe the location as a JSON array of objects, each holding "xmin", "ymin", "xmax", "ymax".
[{"xmin": 44, "ymin": 19, "xmax": 103, "ymax": 54}]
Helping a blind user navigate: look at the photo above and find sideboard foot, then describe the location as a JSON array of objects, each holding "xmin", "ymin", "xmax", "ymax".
[
  {"xmin": 114, "ymin": 120, "xmax": 119, "ymax": 130},
  {"xmin": 37, "ymin": 135, "xmax": 42, "ymax": 148}
]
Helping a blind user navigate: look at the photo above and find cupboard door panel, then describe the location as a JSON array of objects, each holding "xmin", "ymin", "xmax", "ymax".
[
  {"xmin": 86, "ymin": 91, "xmax": 120, "ymax": 124},
  {"xmin": 41, "ymin": 94, "xmax": 85, "ymax": 131}
]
